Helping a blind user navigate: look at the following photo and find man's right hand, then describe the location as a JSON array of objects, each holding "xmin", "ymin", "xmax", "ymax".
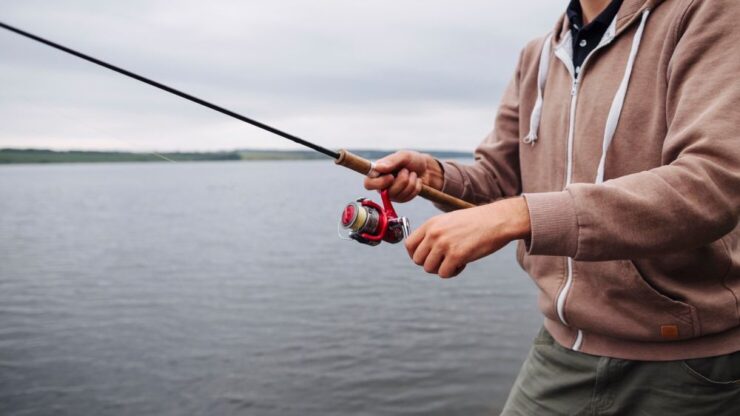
[{"xmin": 363, "ymin": 150, "xmax": 445, "ymax": 202}]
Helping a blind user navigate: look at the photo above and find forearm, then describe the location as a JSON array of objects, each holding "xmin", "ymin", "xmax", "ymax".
[{"xmin": 525, "ymin": 161, "xmax": 738, "ymax": 261}]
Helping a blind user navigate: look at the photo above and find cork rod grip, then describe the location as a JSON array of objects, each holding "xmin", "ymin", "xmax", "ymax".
[
  {"xmin": 335, "ymin": 149, "xmax": 475, "ymax": 211},
  {"xmin": 417, "ymin": 184, "xmax": 475, "ymax": 210}
]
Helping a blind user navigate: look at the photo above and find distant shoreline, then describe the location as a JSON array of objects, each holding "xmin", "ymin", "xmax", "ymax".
[{"xmin": 0, "ymin": 148, "xmax": 472, "ymax": 164}]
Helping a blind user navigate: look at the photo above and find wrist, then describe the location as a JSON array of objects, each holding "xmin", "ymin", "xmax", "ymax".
[
  {"xmin": 494, "ymin": 197, "xmax": 532, "ymax": 241},
  {"xmin": 423, "ymin": 155, "xmax": 445, "ymax": 191}
]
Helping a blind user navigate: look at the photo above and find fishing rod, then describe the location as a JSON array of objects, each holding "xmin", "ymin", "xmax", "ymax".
[{"xmin": 0, "ymin": 20, "xmax": 475, "ymax": 245}]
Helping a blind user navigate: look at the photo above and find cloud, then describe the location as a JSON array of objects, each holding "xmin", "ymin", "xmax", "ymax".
[{"xmin": 0, "ymin": 0, "xmax": 564, "ymax": 152}]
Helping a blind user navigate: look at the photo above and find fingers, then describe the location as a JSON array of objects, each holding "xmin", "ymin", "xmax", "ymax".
[
  {"xmin": 364, "ymin": 174, "xmax": 394, "ymax": 191},
  {"xmin": 365, "ymin": 169, "xmax": 421, "ymax": 202},
  {"xmin": 405, "ymin": 217, "xmax": 467, "ymax": 279},
  {"xmin": 411, "ymin": 236, "xmax": 432, "ymax": 266},
  {"xmin": 388, "ymin": 169, "xmax": 410, "ymax": 198},
  {"xmin": 405, "ymin": 222, "xmax": 426, "ymax": 258},
  {"xmin": 407, "ymin": 233, "xmax": 460, "ymax": 277},
  {"xmin": 363, "ymin": 151, "xmax": 426, "ymax": 200},
  {"xmin": 395, "ymin": 172, "xmax": 420, "ymax": 202},
  {"xmin": 438, "ymin": 257, "xmax": 464, "ymax": 279},
  {"xmin": 410, "ymin": 232, "xmax": 444, "ymax": 275},
  {"xmin": 422, "ymin": 249, "xmax": 444, "ymax": 274}
]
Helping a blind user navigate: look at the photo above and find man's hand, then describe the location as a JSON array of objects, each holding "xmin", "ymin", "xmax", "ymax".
[
  {"xmin": 405, "ymin": 197, "xmax": 531, "ymax": 278},
  {"xmin": 364, "ymin": 150, "xmax": 444, "ymax": 202}
]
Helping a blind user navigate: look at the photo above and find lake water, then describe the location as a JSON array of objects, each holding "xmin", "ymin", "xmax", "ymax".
[{"xmin": 0, "ymin": 161, "xmax": 541, "ymax": 416}]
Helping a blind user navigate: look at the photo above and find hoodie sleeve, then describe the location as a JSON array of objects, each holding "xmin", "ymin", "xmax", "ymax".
[
  {"xmin": 525, "ymin": 1, "xmax": 740, "ymax": 261},
  {"xmin": 434, "ymin": 49, "xmax": 524, "ymax": 211}
]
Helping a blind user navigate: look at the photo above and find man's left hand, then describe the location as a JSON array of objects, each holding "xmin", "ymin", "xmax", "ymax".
[{"xmin": 404, "ymin": 197, "xmax": 531, "ymax": 278}]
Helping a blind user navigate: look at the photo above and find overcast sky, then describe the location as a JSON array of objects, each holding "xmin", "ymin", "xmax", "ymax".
[{"xmin": 0, "ymin": 1, "xmax": 564, "ymax": 152}]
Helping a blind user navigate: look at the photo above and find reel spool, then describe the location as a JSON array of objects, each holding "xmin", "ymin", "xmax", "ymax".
[{"xmin": 339, "ymin": 189, "xmax": 410, "ymax": 246}]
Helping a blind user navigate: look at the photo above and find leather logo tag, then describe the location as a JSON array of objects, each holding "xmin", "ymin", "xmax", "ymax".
[{"xmin": 661, "ymin": 325, "xmax": 679, "ymax": 339}]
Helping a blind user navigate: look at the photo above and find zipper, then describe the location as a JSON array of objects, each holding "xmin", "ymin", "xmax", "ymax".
[
  {"xmin": 565, "ymin": 77, "xmax": 579, "ymax": 187},
  {"xmin": 552, "ymin": 27, "xmax": 616, "ymax": 350}
]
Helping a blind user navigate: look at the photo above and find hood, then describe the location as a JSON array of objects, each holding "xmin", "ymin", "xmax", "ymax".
[{"xmin": 551, "ymin": 0, "xmax": 667, "ymax": 45}]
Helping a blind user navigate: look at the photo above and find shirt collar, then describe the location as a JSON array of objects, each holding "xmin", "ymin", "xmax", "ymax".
[
  {"xmin": 566, "ymin": 0, "xmax": 584, "ymax": 30},
  {"xmin": 567, "ymin": 0, "xmax": 624, "ymax": 31}
]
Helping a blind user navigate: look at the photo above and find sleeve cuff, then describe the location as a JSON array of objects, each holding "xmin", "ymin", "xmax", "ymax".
[{"xmin": 522, "ymin": 191, "xmax": 579, "ymax": 257}]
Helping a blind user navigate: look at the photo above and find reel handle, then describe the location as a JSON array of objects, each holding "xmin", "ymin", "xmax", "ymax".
[{"xmin": 335, "ymin": 149, "xmax": 475, "ymax": 211}]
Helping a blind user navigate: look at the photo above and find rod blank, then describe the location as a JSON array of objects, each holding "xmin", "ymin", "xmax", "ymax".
[
  {"xmin": 0, "ymin": 21, "xmax": 476, "ymax": 211},
  {"xmin": 0, "ymin": 20, "xmax": 339, "ymax": 159}
]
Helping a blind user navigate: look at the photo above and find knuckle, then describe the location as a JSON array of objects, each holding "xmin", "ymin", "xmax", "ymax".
[
  {"xmin": 428, "ymin": 227, "xmax": 442, "ymax": 239},
  {"xmin": 398, "ymin": 151, "xmax": 412, "ymax": 164}
]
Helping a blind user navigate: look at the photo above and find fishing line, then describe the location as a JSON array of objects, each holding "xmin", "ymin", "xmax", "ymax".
[{"xmin": 46, "ymin": 106, "xmax": 178, "ymax": 163}]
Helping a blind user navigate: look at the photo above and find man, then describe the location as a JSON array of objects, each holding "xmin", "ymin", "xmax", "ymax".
[{"xmin": 364, "ymin": 0, "xmax": 740, "ymax": 413}]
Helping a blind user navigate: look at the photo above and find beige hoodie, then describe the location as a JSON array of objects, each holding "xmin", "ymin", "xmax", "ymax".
[{"xmin": 439, "ymin": 0, "xmax": 740, "ymax": 360}]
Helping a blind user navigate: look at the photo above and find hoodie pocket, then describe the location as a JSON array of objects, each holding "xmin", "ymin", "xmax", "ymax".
[{"xmin": 565, "ymin": 260, "xmax": 698, "ymax": 342}]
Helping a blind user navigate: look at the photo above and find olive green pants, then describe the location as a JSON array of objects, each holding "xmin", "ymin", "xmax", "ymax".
[{"xmin": 500, "ymin": 327, "xmax": 740, "ymax": 415}]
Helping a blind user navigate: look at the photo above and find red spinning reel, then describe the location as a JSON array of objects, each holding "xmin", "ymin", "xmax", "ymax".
[{"xmin": 339, "ymin": 189, "xmax": 410, "ymax": 246}]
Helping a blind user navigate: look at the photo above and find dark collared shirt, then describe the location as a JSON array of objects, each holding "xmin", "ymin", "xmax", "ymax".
[{"xmin": 567, "ymin": 0, "xmax": 624, "ymax": 72}]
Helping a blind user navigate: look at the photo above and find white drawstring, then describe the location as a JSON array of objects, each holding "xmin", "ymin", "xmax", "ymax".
[
  {"xmin": 523, "ymin": 33, "xmax": 553, "ymax": 145},
  {"xmin": 595, "ymin": 9, "xmax": 650, "ymax": 184}
]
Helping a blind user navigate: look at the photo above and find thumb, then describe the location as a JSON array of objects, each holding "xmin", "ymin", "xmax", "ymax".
[{"xmin": 374, "ymin": 152, "xmax": 410, "ymax": 174}]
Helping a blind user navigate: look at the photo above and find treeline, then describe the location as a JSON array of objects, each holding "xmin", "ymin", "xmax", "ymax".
[
  {"xmin": 0, "ymin": 148, "xmax": 472, "ymax": 164},
  {"xmin": 0, "ymin": 149, "xmax": 241, "ymax": 164}
]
